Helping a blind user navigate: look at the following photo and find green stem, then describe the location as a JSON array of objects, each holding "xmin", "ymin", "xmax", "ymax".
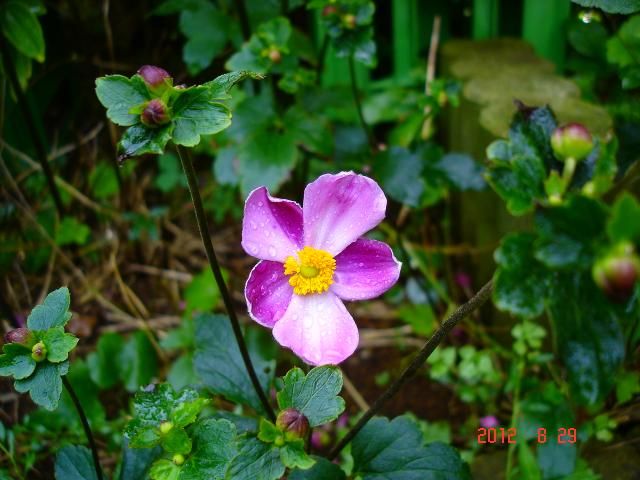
[
  {"xmin": 176, "ymin": 146, "xmax": 276, "ymax": 421},
  {"xmin": 348, "ymin": 55, "xmax": 376, "ymax": 150},
  {"xmin": 0, "ymin": 36, "xmax": 64, "ymax": 216},
  {"xmin": 316, "ymin": 34, "xmax": 329, "ymax": 85},
  {"xmin": 505, "ymin": 358, "xmax": 524, "ymax": 479},
  {"xmin": 561, "ymin": 157, "xmax": 576, "ymax": 192},
  {"xmin": 328, "ymin": 280, "xmax": 494, "ymax": 459},
  {"xmin": 63, "ymin": 377, "xmax": 103, "ymax": 480}
]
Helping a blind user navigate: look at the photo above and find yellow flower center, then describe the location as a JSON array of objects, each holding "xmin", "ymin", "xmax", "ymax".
[{"xmin": 284, "ymin": 246, "xmax": 336, "ymax": 295}]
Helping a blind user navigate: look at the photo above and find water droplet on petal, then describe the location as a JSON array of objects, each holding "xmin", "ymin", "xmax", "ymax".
[{"xmin": 268, "ymin": 246, "xmax": 277, "ymax": 257}]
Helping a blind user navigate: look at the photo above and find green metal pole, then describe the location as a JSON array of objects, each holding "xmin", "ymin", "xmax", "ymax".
[
  {"xmin": 522, "ymin": 0, "xmax": 571, "ymax": 70},
  {"xmin": 473, "ymin": 0, "xmax": 499, "ymax": 39}
]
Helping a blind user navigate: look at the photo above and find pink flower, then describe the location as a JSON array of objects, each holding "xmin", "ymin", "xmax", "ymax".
[
  {"xmin": 480, "ymin": 415, "xmax": 499, "ymax": 428},
  {"xmin": 242, "ymin": 172, "xmax": 401, "ymax": 365}
]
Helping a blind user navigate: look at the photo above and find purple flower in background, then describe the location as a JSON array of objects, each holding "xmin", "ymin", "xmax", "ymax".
[
  {"xmin": 242, "ymin": 172, "xmax": 401, "ymax": 365},
  {"xmin": 480, "ymin": 415, "xmax": 500, "ymax": 428}
]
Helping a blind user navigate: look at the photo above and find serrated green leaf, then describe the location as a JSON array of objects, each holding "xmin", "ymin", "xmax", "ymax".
[
  {"xmin": 0, "ymin": 1, "xmax": 45, "ymax": 61},
  {"xmin": 616, "ymin": 371, "xmax": 640, "ymax": 404},
  {"xmin": 181, "ymin": 419, "xmax": 237, "ymax": 480},
  {"xmin": 42, "ymin": 327, "xmax": 78, "ymax": 363},
  {"xmin": 288, "ymin": 457, "xmax": 346, "ymax": 480},
  {"xmin": 179, "ymin": 1, "xmax": 228, "ymax": 74},
  {"xmin": 277, "ymin": 366, "xmax": 345, "ymax": 427},
  {"xmin": 572, "ymin": 0, "xmax": 640, "ymax": 14},
  {"xmin": 494, "ymin": 234, "xmax": 548, "ymax": 318},
  {"xmin": 257, "ymin": 418, "xmax": 280, "ymax": 443},
  {"xmin": 547, "ymin": 272, "xmax": 625, "ymax": 405},
  {"xmin": 279, "ymin": 440, "xmax": 315, "ymax": 470},
  {"xmin": 162, "ymin": 427, "xmax": 192, "ymax": 455},
  {"xmin": 130, "ymin": 427, "xmax": 162, "ymax": 449},
  {"xmin": 119, "ymin": 124, "xmax": 174, "ymax": 160},
  {"xmin": 54, "ymin": 445, "xmax": 101, "ymax": 480},
  {"xmin": 14, "ymin": 361, "xmax": 68, "ymax": 410},
  {"xmin": 27, "ymin": 287, "xmax": 72, "ymax": 330},
  {"xmin": 486, "ymin": 154, "xmax": 546, "ymax": 216},
  {"xmin": 194, "ymin": 314, "xmax": 274, "ymax": 414},
  {"xmin": 171, "ymin": 87, "xmax": 231, "ymax": 147},
  {"xmin": 150, "ymin": 459, "xmax": 181, "ymax": 480},
  {"xmin": 87, "ymin": 332, "xmax": 125, "ymax": 389},
  {"xmin": 204, "ymin": 71, "xmax": 264, "ymax": 100},
  {"xmin": 608, "ymin": 193, "xmax": 640, "ymax": 242},
  {"xmin": 351, "ymin": 416, "xmax": 470, "ymax": 480},
  {"xmin": 55, "ymin": 217, "xmax": 91, "ymax": 246},
  {"xmin": 171, "ymin": 398, "xmax": 209, "ymax": 428},
  {"xmin": 0, "ymin": 344, "xmax": 35, "ymax": 379},
  {"xmin": 372, "ymin": 147, "xmax": 425, "ymax": 207},
  {"xmin": 120, "ymin": 438, "xmax": 162, "ymax": 480},
  {"xmin": 120, "ymin": 331, "xmax": 158, "ymax": 392},
  {"xmin": 226, "ymin": 437, "xmax": 284, "ymax": 480},
  {"xmin": 95, "ymin": 75, "xmax": 149, "ymax": 126}
]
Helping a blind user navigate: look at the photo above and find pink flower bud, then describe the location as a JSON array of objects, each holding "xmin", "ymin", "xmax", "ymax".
[
  {"xmin": 137, "ymin": 65, "xmax": 171, "ymax": 90},
  {"xmin": 140, "ymin": 99, "xmax": 170, "ymax": 127},
  {"xmin": 480, "ymin": 415, "xmax": 500, "ymax": 428},
  {"xmin": 276, "ymin": 408, "xmax": 310, "ymax": 439},
  {"xmin": 593, "ymin": 242, "xmax": 640, "ymax": 303},
  {"xmin": 4, "ymin": 327, "xmax": 35, "ymax": 347},
  {"xmin": 551, "ymin": 123, "xmax": 594, "ymax": 161},
  {"xmin": 268, "ymin": 49, "xmax": 282, "ymax": 64}
]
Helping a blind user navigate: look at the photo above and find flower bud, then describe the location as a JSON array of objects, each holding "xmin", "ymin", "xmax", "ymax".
[
  {"xmin": 4, "ymin": 327, "xmax": 35, "ymax": 347},
  {"xmin": 276, "ymin": 408, "xmax": 310, "ymax": 439},
  {"xmin": 159, "ymin": 421, "xmax": 174, "ymax": 434},
  {"xmin": 31, "ymin": 342, "xmax": 47, "ymax": 362},
  {"xmin": 172, "ymin": 453, "xmax": 185, "ymax": 466},
  {"xmin": 137, "ymin": 65, "xmax": 171, "ymax": 93},
  {"xmin": 268, "ymin": 49, "xmax": 282, "ymax": 63},
  {"xmin": 551, "ymin": 123, "xmax": 594, "ymax": 161},
  {"xmin": 342, "ymin": 13, "xmax": 357, "ymax": 29},
  {"xmin": 592, "ymin": 242, "xmax": 640, "ymax": 302},
  {"xmin": 322, "ymin": 5, "xmax": 338, "ymax": 16},
  {"xmin": 140, "ymin": 99, "xmax": 170, "ymax": 127}
]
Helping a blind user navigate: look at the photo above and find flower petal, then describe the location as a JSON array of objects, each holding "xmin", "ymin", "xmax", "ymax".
[
  {"xmin": 272, "ymin": 292, "xmax": 358, "ymax": 366},
  {"xmin": 245, "ymin": 260, "xmax": 293, "ymax": 327},
  {"xmin": 303, "ymin": 172, "xmax": 386, "ymax": 255},
  {"xmin": 242, "ymin": 186, "xmax": 303, "ymax": 262},
  {"xmin": 331, "ymin": 238, "xmax": 402, "ymax": 301}
]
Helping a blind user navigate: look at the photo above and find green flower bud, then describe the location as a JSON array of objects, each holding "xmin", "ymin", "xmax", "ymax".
[
  {"xmin": 342, "ymin": 13, "xmax": 357, "ymax": 29},
  {"xmin": 172, "ymin": 453, "xmax": 185, "ymax": 466},
  {"xmin": 592, "ymin": 242, "xmax": 640, "ymax": 303},
  {"xmin": 551, "ymin": 123, "xmax": 593, "ymax": 161},
  {"xmin": 276, "ymin": 408, "xmax": 310, "ymax": 439},
  {"xmin": 140, "ymin": 99, "xmax": 170, "ymax": 127},
  {"xmin": 31, "ymin": 342, "xmax": 47, "ymax": 362},
  {"xmin": 159, "ymin": 421, "xmax": 174, "ymax": 434},
  {"xmin": 4, "ymin": 327, "xmax": 35, "ymax": 347}
]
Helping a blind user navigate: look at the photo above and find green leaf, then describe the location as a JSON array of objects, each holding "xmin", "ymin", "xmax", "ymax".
[
  {"xmin": 0, "ymin": 1, "xmax": 45, "ymax": 61},
  {"xmin": 534, "ymin": 196, "xmax": 607, "ymax": 269},
  {"xmin": 194, "ymin": 313, "xmax": 274, "ymax": 414},
  {"xmin": 184, "ymin": 268, "xmax": 220, "ymax": 314},
  {"xmin": 276, "ymin": 366, "xmax": 345, "ymax": 427},
  {"xmin": 616, "ymin": 370, "xmax": 640, "ymax": 404},
  {"xmin": 226, "ymin": 437, "xmax": 284, "ymax": 480},
  {"xmin": 155, "ymin": 153, "xmax": 187, "ymax": 193},
  {"xmin": 372, "ymin": 147, "xmax": 425, "ymax": 207},
  {"xmin": 351, "ymin": 416, "xmax": 470, "ymax": 480},
  {"xmin": 572, "ymin": 0, "xmax": 640, "ymax": 14},
  {"xmin": 537, "ymin": 439, "xmax": 576, "ymax": 479},
  {"xmin": 56, "ymin": 360, "xmax": 106, "ymax": 429},
  {"xmin": 288, "ymin": 457, "xmax": 346, "ymax": 480},
  {"xmin": 42, "ymin": 327, "xmax": 78, "ymax": 363},
  {"xmin": 120, "ymin": 439, "xmax": 162, "ymax": 480},
  {"xmin": 204, "ymin": 71, "xmax": 264, "ymax": 100},
  {"xmin": 120, "ymin": 331, "xmax": 158, "ymax": 392},
  {"xmin": 149, "ymin": 459, "xmax": 181, "ymax": 480},
  {"xmin": 171, "ymin": 86, "xmax": 231, "ymax": 147},
  {"xmin": 167, "ymin": 353, "xmax": 198, "ymax": 391},
  {"xmin": 130, "ymin": 427, "xmax": 162, "ymax": 449},
  {"xmin": 89, "ymin": 162, "xmax": 120, "ymax": 200},
  {"xmin": 181, "ymin": 419, "xmax": 237, "ymax": 480},
  {"xmin": 86, "ymin": 332, "xmax": 125, "ymax": 389},
  {"xmin": 0, "ymin": 343, "xmax": 35, "ymax": 379},
  {"xmin": 283, "ymin": 106, "xmax": 332, "ymax": 156},
  {"xmin": 607, "ymin": 15, "xmax": 640, "ymax": 68},
  {"xmin": 179, "ymin": 1, "xmax": 228, "ymax": 74},
  {"xmin": 518, "ymin": 383, "xmax": 574, "ymax": 441},
  {"xmin": 14, "ymin": 361, "xmax": 68, "ymax": 410},
  {"xmin": 608, "ymin": 193, "xmax": 640, "ymax": 242},
  {"xmin": 436, "ymin": 153, "xmax": 486, "ymax": 191},
  {"xmin": 547, "ymin": 272, "xmax": 625, "ymax": 405},
  {"xmin": 55, "ymin": 445, "xmax": 100, "ymax": 480},
  {"xmin": 494, "ymin": 234, "xmax": 548, "ymax": 318},
  {"xmin": 238, "ymin": 128, "xmax": 298, "ymax": 196},
  {"xmin": 486, "ymin": 154, "xmax": 546, "ymax": 215},
  {"xmin": 162, "ymin": 427, "xmax": 192, "ymax": 455},
  {"xmin": 55, "ymin": 217, "xmax": 91, "ymax": 246},
  {"xmin": 257, "ymin": 418, "xmax": 280, "ymax": 443},
  {"xmin": 171, "ymin": 397, "xmax": 209, "ymax": 428},
  {"xmin": 95, "ymin": 75, "xmax": 149, "ymax": 126},
  {"xmin": 27, "ymin": 287, "xmax": 72, "ymax": 331},
  {"xmin": 119, "ymin": 124, "xmax": 174, "ymax": 160},
  {"xmin": 279, "ymin": 440, "xmax": 315, "ymax": 470}
]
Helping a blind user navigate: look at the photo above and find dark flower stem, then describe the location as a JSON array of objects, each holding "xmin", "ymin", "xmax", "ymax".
[
  {"xmin": 176, "ymin": 146, "xmax": 276, "ymax": 421},
  {"xmin": 0, "ymin": 36, "xmax": 64, "ymax": 216},
  {"xmin": 348, "ymin": 54, "xmax": 376, "ymax": 150},
  {"xmin": 63, "ymin": 377, "xmax": 103, "ymax": 480},
  {"xmin": 329, "ymin": 280, "xmax": 494, "ymax": 459}
]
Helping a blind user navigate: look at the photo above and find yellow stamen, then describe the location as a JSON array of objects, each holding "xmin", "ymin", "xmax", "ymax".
[{"xmin": 284, "ymin": 246, "xmax": 336, "ymax": 295}]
